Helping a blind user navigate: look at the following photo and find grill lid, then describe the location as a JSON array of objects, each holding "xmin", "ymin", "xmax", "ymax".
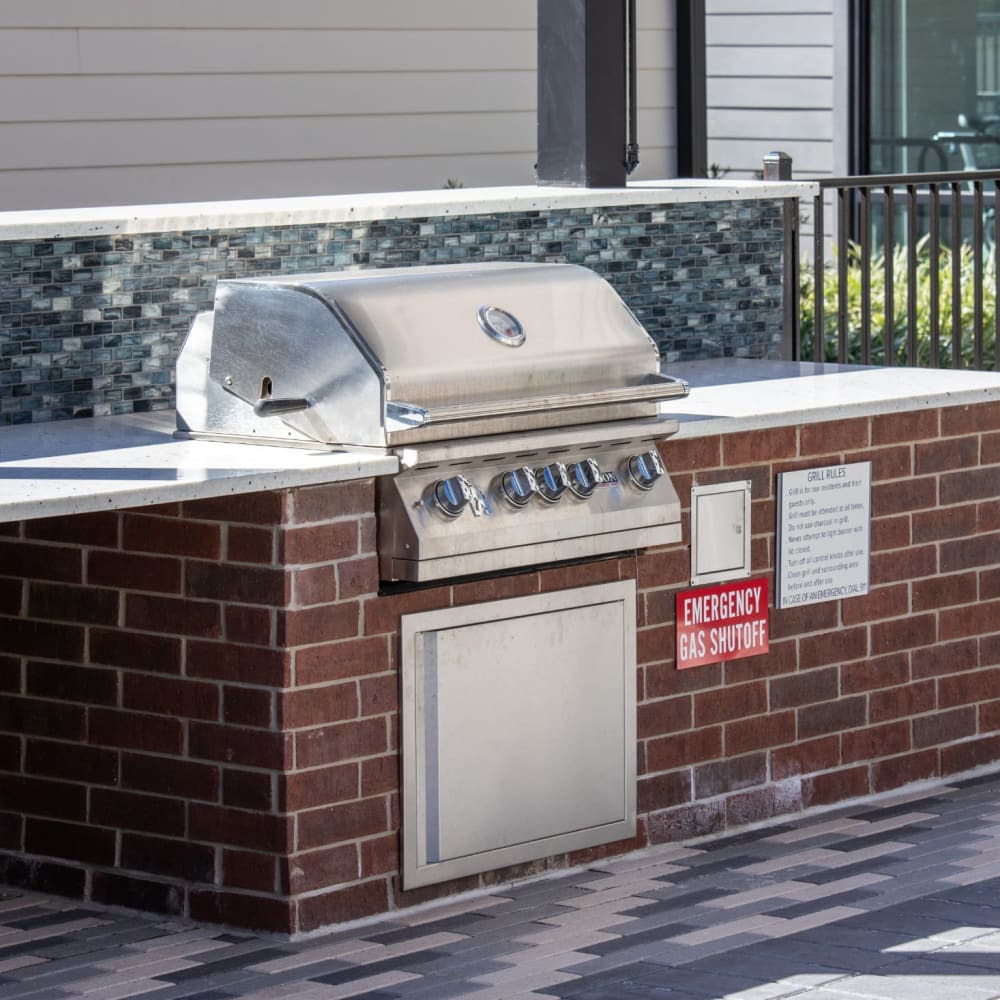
[{"xmin": 176, "ymin": 261, "xmax": 688, "ymax": 450}]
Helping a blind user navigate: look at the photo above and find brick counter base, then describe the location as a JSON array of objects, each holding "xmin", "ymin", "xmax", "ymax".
[{"xmin": 1, "ymin": 400, "xmax": 999, "ymax": 933}]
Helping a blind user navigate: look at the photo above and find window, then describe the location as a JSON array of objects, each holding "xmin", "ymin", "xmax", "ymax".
[{"xmin": 868, "ymin": 0, "xmax": 1000, "ymax": 174}]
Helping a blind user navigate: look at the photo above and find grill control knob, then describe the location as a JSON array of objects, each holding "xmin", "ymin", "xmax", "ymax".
[
  {"xmin": 627, "ymin": 449, "xmax": 665, "ymax": 491},
  {"xmin": 432, "ymin": 475, "xmax": 477, "ymax": 518},
  {"xmin": 535, "ymin": 462, "xmax": 569, "ymax": 503},
  {"xmin": 567, "ymin": 458, "xmax": 601, "ymax": 499},
  {"xmin": 499, "ymin": 467, "xmax": 538, "ymax": 508}
]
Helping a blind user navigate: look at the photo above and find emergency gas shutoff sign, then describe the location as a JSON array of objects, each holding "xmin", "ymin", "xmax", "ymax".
[{"xmin": 676, "ymin": 578, "xmax": 769, "ymax": 670}]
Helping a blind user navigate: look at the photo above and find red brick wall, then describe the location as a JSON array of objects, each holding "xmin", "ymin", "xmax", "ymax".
[
  {"xmin": 1, "ymin": 398, "xmax": 999, "ymax": 934},
  {"xmin": 638, "ymin": 401, "xmax": 1000, "ymax": 842},
  {"xmin": 0, "ymin": 491, "xmax": 300, "ymax": 930}
]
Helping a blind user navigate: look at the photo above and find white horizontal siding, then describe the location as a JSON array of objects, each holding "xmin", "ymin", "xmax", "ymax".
[
  {"xmin": 0, "ymin": 72, "xmax": 538, "ymax": 122},
  {"xmin": 0, "ymin": 114, "xmax": 537, "ymax": 170},
  {"xmin": 707, "ymin": 45, "xmax": 834, "ymax": 78},
  {"xmin": 706, "ymin": 13, "xmax": 832, "ymax": 46},
  {"xmin": 634, "ymin": 15, "xmax": 677, "ymax": 181},
  {"xmin": 0, "ymin": 156, "xmax": 538, "ymax": 212},
  {"xmin": 704, "ymin": 0, "xmax": 832, "ymax": 13},
  {"xmin": 708, "ymin": 139, "xmax": 833, "ymax": 175},
  {"xmin": 0, "ymin": 112, "xmax": 677, "ymax": 171},
  {"xmin": 705, "ymin": 1, "xmax": 836, "ymax": 179},
  {"xmin": 0, "ymin": 29, "xmax": 540, "ymax": 75},
  {"xmin": 4, "ymin": 111, "xmax": 667, "ymax": 168},
  {"xmin": 709, "ymin": 109, "xmax": 834, "ymax": 141},
  {"xmin": 706, "ymin": 77, "xmax": 833, "ymax": 109},
  {"xmin": 0, "ymin": 2, "xmax": 676, "ymax": 210},
  {"xmin": 0, "ymin": 0, "xmax": 539, "ymax": 29}
]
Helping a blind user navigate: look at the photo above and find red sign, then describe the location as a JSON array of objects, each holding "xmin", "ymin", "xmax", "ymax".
[{"xmin": 676, "ymin": 578, "xmax": 769, "ymax": 669}]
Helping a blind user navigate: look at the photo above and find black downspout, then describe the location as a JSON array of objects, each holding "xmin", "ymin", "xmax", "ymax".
[
  {"xmin": 849, "ymin": 0, "xmax": 871, "ymax": 177},
  {"xmin": 846, "ymin": 0, "xmax": 870, "ymax": 243},
  {"xmin": 625, "ymin": 0, "xmax": 640, "ymax": 175}
]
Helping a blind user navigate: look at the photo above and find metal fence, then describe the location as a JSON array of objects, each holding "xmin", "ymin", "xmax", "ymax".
[{"xmin": 795, "ymin": 167, "xmax": 1000, "ymax": 371}]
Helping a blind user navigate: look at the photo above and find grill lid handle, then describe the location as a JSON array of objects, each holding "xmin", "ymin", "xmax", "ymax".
[
  {"xmin": 390, "ymin": 373, "xmax": 689, "ymax": 426},
  {"xmin": 386, "ymin": 401, "xmax": 431, "ymax": 428},
  {"xmin": 252, "ymin": 397, "xmax": 312, "ymax": 417}
]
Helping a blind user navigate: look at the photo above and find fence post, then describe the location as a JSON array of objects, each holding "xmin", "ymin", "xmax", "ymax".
[
  {"xmin": 763, "ymin": 151, "xmax": 793, "ymax": 181},
  {"xmin": 764, "ymin": 152, "xmax": 800, "ymax": 360}
]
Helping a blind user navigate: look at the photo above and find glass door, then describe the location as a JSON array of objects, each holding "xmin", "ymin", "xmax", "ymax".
[{"xmin": 868, "ymin": 1, "xmax": 1000, "ymax": 175}]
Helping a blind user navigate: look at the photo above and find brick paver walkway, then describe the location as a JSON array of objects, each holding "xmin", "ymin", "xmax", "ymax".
[{"xmin": 4, "ymin": 769, "xmax": 1000, "ymax": 999}]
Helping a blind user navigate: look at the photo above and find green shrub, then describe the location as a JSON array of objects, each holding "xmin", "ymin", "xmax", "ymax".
[{"xmin": 800, "ymin": 237, "xmax": 997, "ymax": 369}]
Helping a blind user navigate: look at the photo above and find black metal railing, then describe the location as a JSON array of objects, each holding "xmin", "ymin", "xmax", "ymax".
[{"xmin": 795, "ymin": 167, "xmax": 1000, "ymax": 371}]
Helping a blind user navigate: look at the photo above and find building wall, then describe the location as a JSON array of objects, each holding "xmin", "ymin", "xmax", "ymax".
[
  {"xmin": 705, "ymin": 0, "xmax": 837, "ymax": 180},
  {"xmin": 2, "ymin": 399, "xmax": 999, "ymax": 933},
  {"xmin": 0, "ymin": 198, "xmax": 786, "ymax": 426},
  {"xmin": 0, "ymin": 1, "xmax": 675, "ymax": 211}
]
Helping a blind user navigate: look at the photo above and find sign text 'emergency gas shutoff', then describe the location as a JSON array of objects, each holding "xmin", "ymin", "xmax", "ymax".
[{"xmin": 676, "ymin": 578, "xmax": 769, "ymax": 670}]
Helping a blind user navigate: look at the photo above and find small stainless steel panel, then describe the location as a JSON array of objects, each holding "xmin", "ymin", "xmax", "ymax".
[
  {"xmin": 401, "ymin": 581, "xmax": 637, "ymax": 889},
  {"xmin": 208, "ymin": 280, "xmax": 387, "ymax": 448},
  {"xmin": 385, "ymin": 525, "xmax": 680, "ymax": 584},
  {"xmin": 691, "ymin": 480, "xmax": 753, "ymax": 585},
  {"xmin": 176, "ymin": 312, "xmax": 322, "ymax": 447}
]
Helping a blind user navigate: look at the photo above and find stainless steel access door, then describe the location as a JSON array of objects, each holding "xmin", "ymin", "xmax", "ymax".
[{"xmin": 400, "ymin": 581, "xmax": 637, "ymax": 889}]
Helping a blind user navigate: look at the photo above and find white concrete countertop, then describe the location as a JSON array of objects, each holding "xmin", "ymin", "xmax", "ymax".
[
  {"xmin": 0, "ymin": 411, "xmax": 397, "ymax": 523},
  {"xmin": 3, "ymin": 360, "xmax": 999, "ymax": 524},
  {"xmin": 0, "ymin": 179, "xmax": 818, "ymax": 241},
  {"xmin": 666, "ymin": 360, "xmax": 1000, "ymax": 437}
]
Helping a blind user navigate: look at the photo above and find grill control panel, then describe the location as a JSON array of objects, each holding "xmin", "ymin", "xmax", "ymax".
[
  {"xmin": 377, "ymin": 437, "xmax": 682, "ymax": 582},
  {"xmin": 430, "ymin": 451, "xmax": 662, "ymax": 521}
]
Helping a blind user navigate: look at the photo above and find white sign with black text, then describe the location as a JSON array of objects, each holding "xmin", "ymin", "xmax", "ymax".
[{"xmin": 776, "ymin": 461, "xmax": 872, "ymax": 609}]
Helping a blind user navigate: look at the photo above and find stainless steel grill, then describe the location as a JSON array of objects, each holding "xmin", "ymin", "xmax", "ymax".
[{"xmin": 176, "ymin": 261, "xmax": 689, "ymax": 582}]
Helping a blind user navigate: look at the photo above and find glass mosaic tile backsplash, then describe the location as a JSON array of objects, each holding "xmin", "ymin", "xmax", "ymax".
[{"xmin": 0, "ymin": 199, "xmax": 784, "ymax": 425}]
